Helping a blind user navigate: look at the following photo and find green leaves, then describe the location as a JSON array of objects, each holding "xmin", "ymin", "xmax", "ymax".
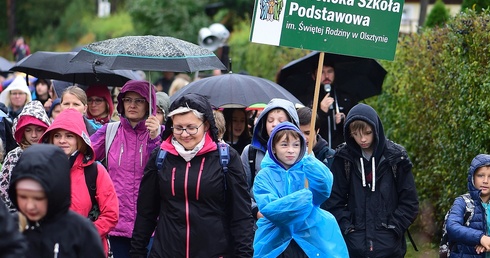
[{"xmin": 366, "ymin": 9, "xmax": 490, "ymax": 243}]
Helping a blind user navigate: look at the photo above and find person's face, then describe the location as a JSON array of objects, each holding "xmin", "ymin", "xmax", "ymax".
[
  {"xmin": 313, "ymin": 65, "xmax": 335, "ymax": 85},
  {"xmin": 122, "ymin": 92, "xmax": 148, "ymax": 123},
  {"xmin": 87, "ymin": 96, "xmax": 108, "ymax": 118},
  {"xmin": 299, "ymin": 124, "xmax": 318, "ymax": 148},
  {"xmin": 16, "ymin": 188, "xmax": 48, "ymax": 222},
  {"xmin": 155, "ymin": 108, "xmax": 165, "ymax": 125},
  {"xmin": 24, "ymin": 125, "xmax": 46, "ymax": 145},
  {"xmin": 350, "ymin": 125, "xmax": 374, "ymax": 152},
  {"xmin": 273, "ymin": 133, "xmax": 301, "ymax": 169},
  {"xmin": 9, "ymin": 90, "xmax": 27, "ymax": 109},
  {"xmin": 61, "ymin": 93, "xmax": 87, "ymax": 114},
  {"xmin": 35, "ymin": 82, "xmax": 49, "ymax": 96},
  {"xmin": 230, "ymin": 109, "xmax": 246, "ymax": 138},
  {"xmin": 474, "ymin": 166, "xmax": 490, "ymax": 202},
  {"xmin": 51, "ymin": 105, "xmax": 61, "ymax": 121},
  {"xmin": 266, "ymin": 109, "xmax": 289, "ymax": 136},
  {"xmin": 51, "ymin": 129, "xmax": 79, "ymax": 156},
  {"xmin": 171, "ymin": 112, "xmax": 209, "ymax": 150}
]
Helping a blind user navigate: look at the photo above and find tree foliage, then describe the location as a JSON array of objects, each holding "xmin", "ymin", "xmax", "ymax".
[
  {"xmin": 424, "ymin": 0, "xmax": 450, "ymax": 28},
  {"xmin": 227, "ymin": 19, "xmax": 309, "ymax": 80},
  {"xmin": 461, "ymin": 0, "xmax": 490, "ymax": 13},
  {"xmin": 127, "ymin": 0, "xmax": 212, "ymax": 44},
  {"xmin": 366, "ymin": 9, "xmax": 490, "ymax": 242}
]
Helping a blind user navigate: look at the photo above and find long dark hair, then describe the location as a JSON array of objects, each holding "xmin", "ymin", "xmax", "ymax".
[{"xmin": 222, "ymin": 108, "xmax": 251, "ymax": 143}]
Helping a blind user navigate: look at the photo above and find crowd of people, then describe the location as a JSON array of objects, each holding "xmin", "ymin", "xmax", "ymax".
[{"xmin": 1, "ymin": 50, "xmax": 488, "ymax": 258}]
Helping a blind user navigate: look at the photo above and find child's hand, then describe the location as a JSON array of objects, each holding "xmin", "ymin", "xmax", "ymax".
[
  {"xmin": 475, "ymin": 245, "xmax": 487, "ymax": 254},
  {"xmin": 480, "ymin": 235, "xmax": 490, "ymax": 250}
]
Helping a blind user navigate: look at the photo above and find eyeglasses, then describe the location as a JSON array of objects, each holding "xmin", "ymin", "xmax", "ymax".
[
  {"xmin": 171, "ymin": 122, "xmax": 204, "ymax": 135},
  {"xmin": 121, "ymin": 97, "xmax": 146, "ymax": 106},
  {"xmin": 10, "ymin": 92, "xmax": 26, "ymax": 96},
  {"xmin": 87, "ymin": 97, "xmax": 105, "ymax": 105}
]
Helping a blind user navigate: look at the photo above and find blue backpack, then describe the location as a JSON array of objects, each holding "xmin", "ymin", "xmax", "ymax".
[{"xmin": 155, "ymin": 142, "xmax": 230, "ymax": 190}]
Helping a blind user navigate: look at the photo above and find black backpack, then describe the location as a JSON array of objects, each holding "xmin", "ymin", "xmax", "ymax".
[
  {"xmin": 84, "ymin": 162, "xmax": 99, "ymax": 222},
  {"xmin": 439, "ymin": 193, "xmax": 475, "ymax": 258}
]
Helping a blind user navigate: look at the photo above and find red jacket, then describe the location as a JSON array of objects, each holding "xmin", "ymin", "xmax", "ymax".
[{"xmin": 41, "ymin": 108, "xmax": 119, "ymax": 256}]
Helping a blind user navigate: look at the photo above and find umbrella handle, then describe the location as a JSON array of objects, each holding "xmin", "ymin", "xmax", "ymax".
[{"xmin": 92, "ymin": 60, "xmax": 100, "ymax": 82}]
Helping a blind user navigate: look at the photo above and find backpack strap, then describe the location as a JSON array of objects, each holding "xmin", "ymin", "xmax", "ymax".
[
  {"xmin": 84, "ymin": 162, "xmax": 98, "ymax": 221},
  {"xmin": 104, "ymin": 121, "xmax": 120, "ymax": 161},
  {"xmin": 248, "ymin": 146, "xmax": 257, "ymax": 187},
  {"xmin": 155, "ymin": 148, "xmax": 168, "ymax": 170},
  {"xmin": 217, "ymin": 142, "xmax": 230, "ymax": 191}
]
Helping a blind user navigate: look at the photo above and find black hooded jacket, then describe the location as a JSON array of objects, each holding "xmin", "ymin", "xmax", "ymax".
[
  {"xmin": 8, "ymin": 144, "xmax": 105, "ymax": 258},
  {"xmin": 131, "ymin": 93, "xmax": 254, "ymax": 258},
  {"xmin": 323, "ymin": 104, "xmax": 419, "ymax": 258}
]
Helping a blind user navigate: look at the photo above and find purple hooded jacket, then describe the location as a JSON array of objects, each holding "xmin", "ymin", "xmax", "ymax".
[{"xmin": 90, "ymin": 80, "xmax": 160, "ymax": 238}]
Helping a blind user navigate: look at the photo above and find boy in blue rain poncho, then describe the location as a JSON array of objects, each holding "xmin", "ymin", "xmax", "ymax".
[{"xmin": 252, "ymin": 121, "xmax": 348, "ymax": 257}]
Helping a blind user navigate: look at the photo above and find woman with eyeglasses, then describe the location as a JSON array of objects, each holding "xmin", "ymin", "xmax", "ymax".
[
  {"xmin": 90, "ymin": 80, "xmax": 162, "ymax": 258},
  {"xmin": 0, "ymin": 75, "xmax": 32, "ymax": 120},
  {"xmin": 130, "ymin": 93, "xmax": 254, "ymax": 258},
  {"xmin": 86, "ymin": 85, "xmax": 114, "ymax": 125}
]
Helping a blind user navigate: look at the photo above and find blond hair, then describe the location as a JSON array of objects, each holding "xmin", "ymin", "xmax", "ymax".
[
  {"xmin": 168, "ymin": 78, "xmax": 189, "ymax": 96},
  {"xmin": 213, "ymin": 110, "xmax": 226, "ymax": 141}
]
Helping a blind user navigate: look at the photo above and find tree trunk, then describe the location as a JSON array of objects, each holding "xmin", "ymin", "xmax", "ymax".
[
  {"xmin": 418, "ymin": 0, "xmax": 429, "ymax": 31},
  {"xmin": 7, "ymin": 0, "xmax": 15, "ymax": 44}
]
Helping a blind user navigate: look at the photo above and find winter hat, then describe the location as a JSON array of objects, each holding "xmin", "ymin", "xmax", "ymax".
[
  {"xmin": 85, "ymin": 84, "xmax": 114, "ymax": 122},
  {"xmin": 156, "ymin": 92, "xmax": 170, "ymax": 117}
]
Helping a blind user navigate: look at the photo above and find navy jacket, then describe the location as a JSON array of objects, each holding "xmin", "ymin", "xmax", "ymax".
[{"xmin": 446, "ymin": 154, "xmax": 490, "ymax": 257}]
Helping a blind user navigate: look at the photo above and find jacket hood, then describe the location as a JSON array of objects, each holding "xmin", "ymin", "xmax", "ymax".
[
  {"xmin": 9, "ymin": 144, "xmax": 71, "ymax": 222},
  {"xmin": 85, "ymin": 85, "xmax": 114, "ymax": 122},
  {"xmin": 266, "ymin": 121, "xmax": 306, "ymax": 170},
  {"xmin": 156, "ymin": 92, "xmax": 171, "ymax": 117},
  {"xmin": 252, "ymin": 98, "xmax": 299, "ymax": 152},
  {"xmin": 12, "ymin": 100, "xmax": 51, "ymax": 144},
  {"xmin": 117, "ymin": 80, "xmax": 157, "ymax": 117},
  {"xmin": 0, "ymin": 75, "xmax": 32, "ymax": 105},
  {"xmin": 468, "ymin": 154, "xmax": 490, "ymax": 199},
  {"xmin": 162, "ymin": 93, "xmax": 218, "ymax": 142},
  {"xmin": 40, "ymin": 108, "xmax": 94, "ymax": 161},
  {"xmin": 48, "ymin": 98, "xmax": 61, "ymax": 118},
  {"xmin": 344, "ymin": 103, "xmax": 386, "ymax": 161}
]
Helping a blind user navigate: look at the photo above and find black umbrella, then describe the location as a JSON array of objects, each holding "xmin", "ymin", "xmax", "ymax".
[
  {"xmin": 70, "ymin": 35, "xmax": 226, "ymax": 72},
  {"xmin": 277, "ymin": 51, "xmax": 387, "ymax": 101},
  {"xmin": 10, "ymin": 51, "xmax": 139, "ymax": 86},
  {"xmin": 169, "ymin": 73, "xmax": 304, "ymax": 108}
]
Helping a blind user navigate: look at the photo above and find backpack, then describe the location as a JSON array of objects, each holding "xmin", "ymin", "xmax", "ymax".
[
  {"xmin": 84, "ymin": 161, "xmax": 114, "ymax": 258},
  {"xmin": 439, "ymin": 193, "xmax": 475, "ymax": 258},
  {"xmin": 248, "ymin": 146, "xmax": 257, "ymax": 188},
  {"xmin": 156, "ymin": 142, "xmax": 230, "ymax": 191},
  {"xmin": 84, "ymin": 162, "xmax": 99, "ymax": 221},
  {"xmin": 104, "ymin": 121, "xmax": 120, "ymax": 166}
]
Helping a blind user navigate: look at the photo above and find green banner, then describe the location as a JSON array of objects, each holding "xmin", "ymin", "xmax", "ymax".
[{"xmin": 250, "ymin": 0, "xmax": 404, "ymax": 60}]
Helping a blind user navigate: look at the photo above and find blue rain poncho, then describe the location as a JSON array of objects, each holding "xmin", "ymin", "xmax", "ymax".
[{"xmin": 253, "ymin": 122, "xmax": 348, "ymax": 257}]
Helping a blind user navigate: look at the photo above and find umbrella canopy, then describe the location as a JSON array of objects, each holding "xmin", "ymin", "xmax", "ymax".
[
  {"xmin": 70, "ymin": 35, "xmax": 226, "ymax": 72},
  {"xmin": 277, "ymin": 51, "xmax": 387, "ymax": 101},
  {"xmin": 169, "ymin": 73, "xmax": 304, "ymax": 109},
  {"xmin": 0, "ymin": 57, "xmax": 13, "ymax": 72},
  {"xmin": 10, "ymin": 51, "xmax": 139, "ymax": 86}
]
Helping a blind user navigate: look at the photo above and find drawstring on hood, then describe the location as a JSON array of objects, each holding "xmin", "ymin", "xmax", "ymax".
[{"xmin": 344, "ymin": 104, "xmax": 386, "ymax": 192}]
